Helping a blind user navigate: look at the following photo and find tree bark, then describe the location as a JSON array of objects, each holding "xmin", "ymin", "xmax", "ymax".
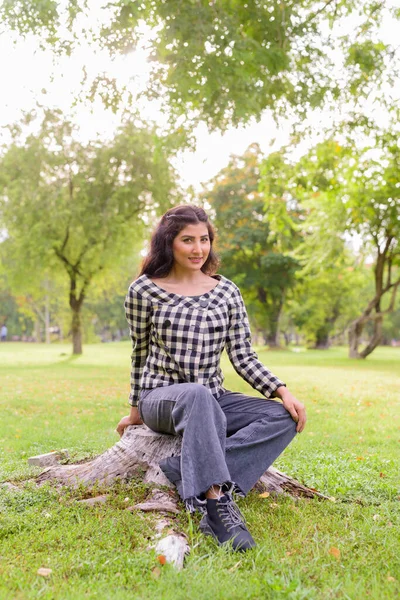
[
  {"xmin": 71, "ymin": 307, "xmax": 82, "ymax": 355},
  {"xmin": 36, "ymin": 425, "xmax": 330, "ymax": 501},
  {"xmin": 359, "ymin": 314, "xmax": 383, "ymax": 359},
  {"xmin": 69, "ymin": 274, "xmax": 86, "ymax": 355},
  {"xmin": 348, "ymin": 319, "xmax": 364, "ymax": 358},
  {"xmin": 257, "ymin": 287, "xmax": 283, "ymax": 348}
]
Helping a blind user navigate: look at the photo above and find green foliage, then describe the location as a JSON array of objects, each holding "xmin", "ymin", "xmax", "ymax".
[
  {"xmin": 0, "ymin": 0, "xmax": 59, "ymax": 35},
  {"xmin": 1, "ymin": 1, "xmax": 397, "ymax": 129},
  {"xmin": 257, "ymin": 124, "xmax": 400, "ymax": 355},
  {"xmin": 0, "ymin": 109, "xmax": 180, "ymax": 352},
  {"xmin": 289, "ymin": 263, "xmax": 369, "ymax": 348},
  {"xmin": 208, "ymin": 144, "xmax": 299, "ymax": 344}
]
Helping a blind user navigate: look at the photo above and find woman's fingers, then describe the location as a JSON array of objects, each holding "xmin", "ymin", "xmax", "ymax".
[
  {"xmin": 282, "ymin": 397, "xmax": 307, "ymax": 433},
  {"xmin": 296, "ymin": 405, "xmax": 307, "ymax": 433},
  {"xmin": 287, "ymin": 404, "xmax": 299, "ymax": 423},
  {"xmin": 116, "ymin": 420, "xmax": 127, "ymax": 437}
]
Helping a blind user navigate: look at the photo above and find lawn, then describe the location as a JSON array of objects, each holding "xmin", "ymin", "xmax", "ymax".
[{"xmin": 0, "ymin": 342, "xmax": 399, "ymax": 600}]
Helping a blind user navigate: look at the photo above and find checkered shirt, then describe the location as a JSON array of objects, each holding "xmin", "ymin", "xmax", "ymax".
[{"xmin": 125, "ymin": 274, "xmax": 285, "ymax": 407}]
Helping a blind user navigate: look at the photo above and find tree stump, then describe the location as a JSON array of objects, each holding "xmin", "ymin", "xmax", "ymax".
[{"xmin": 36, "ymin": 425, "xmax": 328, "ymax": 500}]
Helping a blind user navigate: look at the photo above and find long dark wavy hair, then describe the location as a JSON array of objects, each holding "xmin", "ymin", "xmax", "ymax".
[{"xmin": 139, "ymin": 205, "xmax": 220, "ymax": 278}]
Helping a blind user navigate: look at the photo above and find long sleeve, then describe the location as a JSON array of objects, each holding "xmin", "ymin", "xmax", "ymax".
[
  {"xmin": 124, "ymin": 285, "xmax": 152, "ymax": 407},
  {"xmin": 226, "ymin": 287, "xmax": 285, "ymax": 398}
]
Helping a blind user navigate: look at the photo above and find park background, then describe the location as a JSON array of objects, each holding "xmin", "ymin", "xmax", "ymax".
[{"xmin": 0, "ymin": 1, "xmax": 399, "ymax": 599}]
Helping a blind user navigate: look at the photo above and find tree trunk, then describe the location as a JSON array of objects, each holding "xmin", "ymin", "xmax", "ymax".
[
  {"xmin": 348, "ymin": 238, "xmax": 400, "ymax": 359},
  {"xmin": 36, "ymin": 425, "xmax": 330, "ymax": 500},
  {"xmin": 348, "ymin": 318, "xmax": 364, "ymax": 359},
  {"xmin": 359, "ymin": 314, "xmax": 383, "ymax": 359},
  {"xmin": 313, "ymin": 327, "xmax": 330, "ymax": 349},
  {"xmin": 257, "ymin": 287, "xmax": 283, "ymax": 348},
  {"xmin": 69, "ymin": 274, "xmax": 86, "ymax": 355},
  {"xmin": 71, "ymin": 308, "xmax": 82, "ymax": 355},
  {"xmin": 262, "ymin": 305, "xmax": 282, "ymax": 348},
  {"xmin": 265, "ymin": 331, "xmax": 280, "ymax": 347}
]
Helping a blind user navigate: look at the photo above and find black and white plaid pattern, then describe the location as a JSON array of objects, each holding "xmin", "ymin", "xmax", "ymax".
[{"xmin": 125, "ymin": 274, "xmax": 285, "ymax": 407}]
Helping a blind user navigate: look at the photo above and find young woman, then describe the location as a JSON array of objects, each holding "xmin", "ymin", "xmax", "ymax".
[{"xmin": 116, "ymin": 205, "xmax": 306, "ymax": 552}]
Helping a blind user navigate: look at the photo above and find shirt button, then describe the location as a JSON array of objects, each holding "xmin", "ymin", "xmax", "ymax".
[
  {"xmin": 166, "ymin": 368, "xmax": 173, "ymax": 374},
  {"xmin": 163, "ymin": 320, "xmax": 171, "ymax": 328},
  {"xmin": 199, "ymin": 299, "xmax": 209, "ymax": 308}
]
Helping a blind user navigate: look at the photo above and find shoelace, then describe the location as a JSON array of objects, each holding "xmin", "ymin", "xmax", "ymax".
[{"xmin": 217, "ymin": 500, "xmax": 246, "ymax": 532}]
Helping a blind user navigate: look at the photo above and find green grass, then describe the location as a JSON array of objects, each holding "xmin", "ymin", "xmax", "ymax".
[{"xmin": 0, "ymin": 342, "xmax": 399, "ymax": 600}]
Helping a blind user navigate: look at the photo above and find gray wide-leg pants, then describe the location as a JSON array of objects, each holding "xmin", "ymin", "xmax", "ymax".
[{"xmin": 138, "ymin": 383, "xmax": 297, "ymax": 505}]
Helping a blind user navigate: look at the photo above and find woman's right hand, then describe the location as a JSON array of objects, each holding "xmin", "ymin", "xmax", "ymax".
[{"xmin": 116, "ymin": 407, "xmax": 143, "ymax": 437}]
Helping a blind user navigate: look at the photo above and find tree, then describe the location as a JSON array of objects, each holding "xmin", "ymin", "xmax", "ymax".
[
  {"xmin": 1, "ymin": 1, "xmax": 398, "ymax": 130},
  {"xmin": 289, "ymin": 262, "xmax": 367, "ymax": 349},
  {"xmin": 207, "ymin": 144, "xmax": 299, "ymax": 346},
  {"xmin": 294, "ymin": 135, "xmax": 400, "ymax": 358},
  {"xmin": 0, "ymin": 110, "xmax": 179, "ymax": 354}
]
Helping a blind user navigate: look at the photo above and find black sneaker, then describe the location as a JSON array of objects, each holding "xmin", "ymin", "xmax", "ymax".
[{"xmin": 200, "ymin": 495, "xmax": 256, "ymax": 552}]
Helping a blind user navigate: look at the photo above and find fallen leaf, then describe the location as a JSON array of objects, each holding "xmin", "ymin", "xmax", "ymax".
[
  {"xmin": 379, "ymin": 473, "xmax": 386, "ymax": 478},
  {"xmin": 37, "ymin": 568, "xmax": 52, "ymax": 577},
  {"xmin": 151, "ymin": 566, "xmax": 161, "ymax": 579},
  {"xmin": 356, "ymin": 457, "xmax": 365, "ymax": 461},
  {"xmin": 329, "ymin": 547, "xmax": 340, "ymax": 559},
  {"xmin": 387, "ymin": 576, "xmax": 396, "ymax": 582},
  {"xmin": 259, "ymin": 492, "xmax": 270, "ymax": 498},
  {"xmin": 228, "ymin": 560, "xmax": 242, "ymax": 572},
  {"xmin": 157, "ymin": 555, "xmax": 167, "ymax": 565}
]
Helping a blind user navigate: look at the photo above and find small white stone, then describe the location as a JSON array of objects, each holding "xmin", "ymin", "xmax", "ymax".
[
  {"xmin": 154, "ymin": 535, "xmax": 189, "ymax": 570},
  {"xmin": 37, "ymin": 568, "xmax": 52, "ymax": 577}
]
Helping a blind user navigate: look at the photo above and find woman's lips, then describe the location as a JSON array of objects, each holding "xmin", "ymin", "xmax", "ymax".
[{"xmin": 189, "ymin": 257, "xmax": 203, "ymax": 262}]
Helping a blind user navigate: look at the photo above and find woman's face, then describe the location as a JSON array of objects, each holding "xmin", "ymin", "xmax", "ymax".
[{"xmin": 172, "ymin": 223, "xmax": 211, "ymax": 272}]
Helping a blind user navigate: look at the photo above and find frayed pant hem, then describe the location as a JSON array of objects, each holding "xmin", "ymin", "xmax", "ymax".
[{"xmin": 183, "ymin": 480, "xmax": 237, "ymax": 514}]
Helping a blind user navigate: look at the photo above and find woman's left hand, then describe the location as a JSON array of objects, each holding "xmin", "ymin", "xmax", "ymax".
[{"xmin": 276, "ymin": 387, "xmax": 307, "ymax": 433}]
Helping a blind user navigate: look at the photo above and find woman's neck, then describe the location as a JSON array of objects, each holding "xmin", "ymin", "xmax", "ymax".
[{"xmin": 163, "ymin": 265, "xmax": 210, "ymax": 284}]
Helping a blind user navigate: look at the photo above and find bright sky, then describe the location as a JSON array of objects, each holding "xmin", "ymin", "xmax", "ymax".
[{"xmin": 0, "ymin": 4, "xmax": 399, "ymax": 190}]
